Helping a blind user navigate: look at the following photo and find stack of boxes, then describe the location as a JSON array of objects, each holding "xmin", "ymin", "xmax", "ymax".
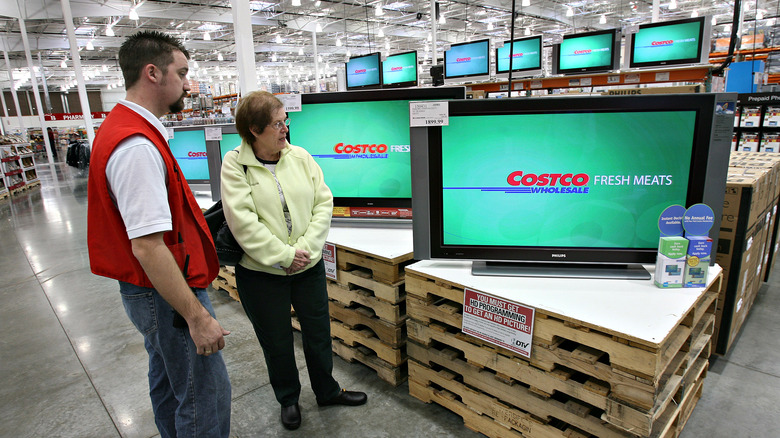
[{"xmin": 715, "ymin": 151, "xmax": 780, "ymax": 353}]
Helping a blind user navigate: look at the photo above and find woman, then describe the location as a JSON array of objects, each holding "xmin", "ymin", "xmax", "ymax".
[{"xmin": 221, "ymin": 91, "xmax": 366, "ymax": 431}]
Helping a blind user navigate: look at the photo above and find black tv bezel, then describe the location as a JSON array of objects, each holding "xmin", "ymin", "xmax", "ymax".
[
  {"xmin": 169, "ymin": 125, "xmax": 211, "ymax": 185},
  {"xmin": 629, "ymin": 16, "xmax": 707, "ymax": 69},
  {"xmin": 422, "ymin": 95, "xmax": 718, "ymax": 265},
  {"xmin": 553, "ymin": 28, "xmax": 621, "ymax": 75},
  {"xmin": 345, "ymin": 52, "xmax": 383, "ymax": 90},
  {"xmin": 288, "ymin": 87, "xmax": 466, "ymax": 210},
  {"xmin": 495, "ymin": 35, "xmax": 543, "ymax": 74},
  {"xmin": 444, "ymin": 38, "xmax": 491, "ymax": 80},
  {"xmin": 381, "ymin": 50, "xmax": 419, "ymax": 88}
]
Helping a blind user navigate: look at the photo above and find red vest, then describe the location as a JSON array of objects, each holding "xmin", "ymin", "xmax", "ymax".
[{"xmin": 87, "ymin": 104, "xmax": 218, "ymax": 288}]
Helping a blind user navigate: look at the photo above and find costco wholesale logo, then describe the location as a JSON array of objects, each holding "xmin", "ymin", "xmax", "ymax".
[
  {"xmin": 354, "ymin": 69, "xmax": 367, "ymax": 74},
  {"xmin": 512, "ymin": 53, "xmax": 524, "ymax": 58},
  {"xmin": 456, "ymin": 57, "xmax": 472, "ymax": 62},
  {"xmin": 574, "ymin": 49, "xmax": 592, "ymax": 55},
  {"xmin": 506, "ymin": 171, "xmax": 590, "ymax": 194},
  {"xmin": 652, "ymin": 40, "xmax": 674, "ymax": 46},
  {"xmin": 335, "ymin": 143, "xmax": 388, "ymax": 154},
  {"xmin": 187, "ymin": 151, "xmax": 208, "ymax": 158},
  {"xmin": 391, "ymin": 66, "xmax": 403, "ymax": 71},
  {"xmin": 311, "ymin": 142, "xmax": 410, "ymax": 160}
]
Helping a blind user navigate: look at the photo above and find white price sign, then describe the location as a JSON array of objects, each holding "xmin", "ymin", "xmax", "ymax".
[
  {"xmin": 410, "ymin": 101, "xmax": 449, "ymax": 127},
  {"xmin": 167, "ymin": 127, "xmax": 175, "ymax": 140},
  {"xmin": 278, "ymin": 93, "xmax": 302, "ymax": 112},
  {"xmin": 462, "ymin": 288, "xmax": 535, "ymax": 359},
  {"xmin": 205, "ymin": 127, "xmax": 222, "ymax": 141},
  {"xmin": 323, "ymin": 242, "xmax": 337, "ymax": 281}
]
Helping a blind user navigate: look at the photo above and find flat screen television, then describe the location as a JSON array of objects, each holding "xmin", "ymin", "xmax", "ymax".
[
  {"xmin": 552, "ymin": 29, "xmax": 621, "ymax": 75},
  {"xmin": 286, "ymin": 87, "xmax": 465, "ymax": 212},
  {"xmin": 495, "ymin": 36, "xmax": 543, "ymax": 78},
  {"xmin": 444, "ymin": 39, "xmax": 491, "ymax": 83},
  {"xmin": 410, "ymin": 93, "xmax": 736, "ymax": 279},
  {"xmin": 346, "ymin": 53, "xmax": 382, "ymax": 90},
  {"xmin": 168, "ymin": 127, "xmax": 210, "ymax": 184},
  {"xmin": 381, "ymin": 50, "xmax": 418, "ymax": 88},
  {"xmin": 219, "ymin": 132, "xmax": 242, "ymax": 160},
  {"xmin": 627, "ymin": 16, "xmax": 712, "ymax": 69}
]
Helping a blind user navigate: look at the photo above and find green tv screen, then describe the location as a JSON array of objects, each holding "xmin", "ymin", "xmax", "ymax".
[
  {"xmin": 440, "ymin": 111, "xmax": 696, "ymax": 248},
  {"xmin": 288, "ymin": 100, "xmax": 412, "ymax": 199},
  {"xmin": 632, "ymin": 21, "xmax": 703, "ymax": 65},
  {"xmin": 558, "ymin": 32, "xmax": 615, "ymax": 70},
  {"xmin": 382, "ymin": 52, "xmax": 417, "ymax": 86},
  {"xmin": 169, "ymin": 129, "xmax": 209, "ymax": 181},
  {"xmin": 220, "ymin": 133, "xmax": 242, "ymax": 160},
  {"xmin": 496, "ymin": 38, "xmax": 541, "ymax": 73}
]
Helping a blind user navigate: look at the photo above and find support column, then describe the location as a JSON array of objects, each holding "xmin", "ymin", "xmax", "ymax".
[
  {"xmin": 231, "ymin": 0, "xmax": 258, "ymax": 95},
  {"xmin": 60, "ymin": 0, "xmax": 96, "ymax": 150},
  {"xmin": 313, "ymin": 30, "xmax": 321, "ymax": 93},
  {"xmin": 1, "ymin": 39, "xmax": 25, "ymax": 134},
  {"xmin": 17, "ymin": 16, "xmax": 55, "ymax": 165},
  {"xmin": 37, "ymin": 52, "xmax": 53, "ymax": 113},
  {"xmin": 431, "ymin": 0, "xmax": 438, "ymax": 64}
]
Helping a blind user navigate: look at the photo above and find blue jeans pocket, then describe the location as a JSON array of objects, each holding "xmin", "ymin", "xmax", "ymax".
[{"xmin": 121, "ymin": 289, "xmax": 158, "ymax": 336}]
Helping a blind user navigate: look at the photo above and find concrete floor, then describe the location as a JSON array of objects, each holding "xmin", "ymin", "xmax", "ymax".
[{"xmin": 1, "ymin": 161, "xmax": 778, "ymax": 438}]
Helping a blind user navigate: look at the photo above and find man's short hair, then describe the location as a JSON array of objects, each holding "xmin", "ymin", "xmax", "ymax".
[
  {"xmin": 235, "ymin": 91, "xmax": 284, "ymax": 146},
  {"xmin": 119, "ymin": 31, "xmax": 189, "ymax": 89}
]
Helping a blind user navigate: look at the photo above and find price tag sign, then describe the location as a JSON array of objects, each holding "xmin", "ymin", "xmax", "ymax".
[
  {"xmin": 323, "ymin": 242, "xmax": 337, "ymax": 281},
  {"xmin": 410, "ymin": 101, "xmax": 449, "ymax": 127},
  {"xmin": 607, "ymin": 75, "xmax": 621, "ymax": 84},
  {"xmin": 655, "ymin": 72, "xmax": 671, "ymax": 82},
  {"xmin": 580, "ymin": 77, "xmax": 592, "ymax": 86},
  {"xmin": 625, "ymin": 73, "xmax": 641, "ymax": 83},
  {"xmin": 205, "ymin": 127, "xmax": 222, "ymax": 141},
  {"xmin": 167, "ymin": 127, "xmax": 175, "ymax": 140},
  {"xmin": 278, "ymin": 93, "xmax": 302, "ymax": 112}
]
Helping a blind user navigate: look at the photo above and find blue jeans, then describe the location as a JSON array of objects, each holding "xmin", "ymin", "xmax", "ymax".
[{"xmin": 119, "ymin": 282, "xmax": 231, "ymax": 438}]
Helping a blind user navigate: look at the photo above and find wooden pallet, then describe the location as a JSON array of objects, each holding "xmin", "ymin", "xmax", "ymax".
[
  {"xmin": 409, "ymin": 354, "xmax": 708, "ymax": 438},
  {"xmin": 329, "ymin": 300, "xmax": 405, "ymax": 348},
  {"xmin": 332, "ymin": 339, "xmax": 408, "ymax": 387},
  {"xmin": 336, "ymin": 246, "xmax": 414, "ymax": 285},
  {"xmin": 330, "ymin": 266, "xmax": 406, "ymax": 304},
  {"xmin": 327, "ymin": 281, "xmax": 406, "ymax": 324},
  {"xmin": 211, "ymin": 266, "xmax": 239, "ymax": 301},
  {"xmin": 405, "ymin": 272, "xmax": 719, "ymax": 411}
]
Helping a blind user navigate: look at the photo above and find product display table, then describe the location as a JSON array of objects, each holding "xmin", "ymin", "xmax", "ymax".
[{"xmin": 405, "ymin": 260, "xmax": 721, "ymax": 438}]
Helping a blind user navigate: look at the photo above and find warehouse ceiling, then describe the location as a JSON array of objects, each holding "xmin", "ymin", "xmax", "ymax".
[{"xmin": 0, "ymin": 0, "xmax": 776, "ymax": 91}]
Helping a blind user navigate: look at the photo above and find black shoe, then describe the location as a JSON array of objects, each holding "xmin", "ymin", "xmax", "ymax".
[
  {"xmin": 281, "ymin": 403, "xmax": 301, "ymax": 430},
  {"xmin": 317, "ymin": 389, "xmax": 368, "ymax": 407}
]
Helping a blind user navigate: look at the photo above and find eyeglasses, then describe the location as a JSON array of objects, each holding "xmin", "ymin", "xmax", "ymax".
[{"xmin": 269, "ymin": 118, "xmax": 291, "ymax": 130}]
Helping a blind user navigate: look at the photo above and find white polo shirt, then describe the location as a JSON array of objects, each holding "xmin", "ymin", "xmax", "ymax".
[{"xmin": 105, "ymin": 100, "xmax": 172, "ymax": 240}]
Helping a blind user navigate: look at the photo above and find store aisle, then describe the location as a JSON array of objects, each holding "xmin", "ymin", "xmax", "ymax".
[{"xmin": 0, "ymin": 163, "xmax": 778, "ymax": 438}]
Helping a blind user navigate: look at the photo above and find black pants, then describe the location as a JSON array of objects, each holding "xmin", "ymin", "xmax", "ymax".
[{"xmin": 235, "ymin": 259, "xmax": 340, "ymax": 407}]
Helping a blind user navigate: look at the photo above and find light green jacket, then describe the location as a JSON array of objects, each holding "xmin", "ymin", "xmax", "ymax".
[{"xmin": 220, "ymin": 140, "xmax": 333, "ymax": 275}]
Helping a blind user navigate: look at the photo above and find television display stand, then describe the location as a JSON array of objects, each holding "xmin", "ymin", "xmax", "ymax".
[{"xmin": 471, "ymin": 261, "xmax": 651, "ymax": 280}]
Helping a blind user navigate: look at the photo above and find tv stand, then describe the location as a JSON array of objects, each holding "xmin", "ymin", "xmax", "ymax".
[{"xmin": 471, "ymin": 261, "xmax": 651, "ymax": 280}]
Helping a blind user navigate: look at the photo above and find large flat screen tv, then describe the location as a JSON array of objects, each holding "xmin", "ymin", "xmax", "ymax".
[
  {"xmin": 627, "ymin": 16, "xmax": 712, "ymax": 69},
  {"xmin": 168, "ymin": 127, "xmax": 210, "ymax": 184},
  {"xmin": 346, "ymin": 53, "xmax": 382, "ymax": 90},
  {"xmin": 552, "ymin": 29, "xmax": 621, "ymax": 75},
  {"xmin": 286, "ymin": 87, "xmax": 465, "ymax": 212},
  {"xmin": 382, "ymin": 50, "xmax": 418, "ymax": 88},
  {"xmin": 410, "ymin": 93, "xmax": 736, "ymax": 279},
  {"xmin": 444, "ymin": 39, "xmax": 491, "ymax": 83},
  {"xmin": 495, "ymin": 36, "xmax": 543, "ymax": 78}
]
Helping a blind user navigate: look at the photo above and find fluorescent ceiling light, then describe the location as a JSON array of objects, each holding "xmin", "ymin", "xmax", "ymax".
[
  {"xmin": 105, "ymin": 25, "xmax": 114, "ymax": 37},
  {"xmin": 129, "ymin": 7, "xmax": 139, "ymax": 20}
]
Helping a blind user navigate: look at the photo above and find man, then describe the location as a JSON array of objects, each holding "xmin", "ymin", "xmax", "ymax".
[{"xmin": 87, "ymin": 31, "xmax": 231, "ymax": 438}]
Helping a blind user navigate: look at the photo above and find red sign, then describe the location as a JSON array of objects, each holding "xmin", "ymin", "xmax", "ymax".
[{"xmin": 44, "ymin": 112, "xmax": 110, "ymax": 121}]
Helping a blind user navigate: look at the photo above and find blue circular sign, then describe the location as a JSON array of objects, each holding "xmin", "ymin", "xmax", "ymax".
[
  {"xmin": 684, "ymin": 204, "xmax": 715, "ymax": 236},
  {"xmin": 658, "ymin": 205, "xmax": 686, "ymax": 236}
]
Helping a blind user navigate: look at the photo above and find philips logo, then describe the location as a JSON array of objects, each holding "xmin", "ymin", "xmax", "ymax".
[{"xmin": 551, "ymin": 254, "xmax": 567, "ymax": 258}]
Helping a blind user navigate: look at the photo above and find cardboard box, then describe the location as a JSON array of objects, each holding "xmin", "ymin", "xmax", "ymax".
[{"xmin": 723, "ymin": 169, "xmax": 768, "ymax": 230}]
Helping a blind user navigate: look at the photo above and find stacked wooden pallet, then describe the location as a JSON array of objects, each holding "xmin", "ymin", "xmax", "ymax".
[
  {"xmin": 211, "ymin": 265, "xmax": 239, "ymax": 302},
  {"xmin": 291, "ymin": 243, "xmax": 414, "ymax": 386},
  {"xmin": 405, "ymin": 262, "xmax": 721, "ymax": 438}
]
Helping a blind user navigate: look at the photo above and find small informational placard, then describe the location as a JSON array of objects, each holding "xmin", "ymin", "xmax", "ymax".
[
  {"xmin": 278, "ymin": 93, "xmax": 302, "ymax": 113},
  {"xmin": 530, "ymin": 80, "xmax": 543, "ymax": 89},
  {"xmin": 625, "ymin": 73, "xmax": 641, "ymax": 83},
  {"xmin": 607, "ymin": 75, "xmax": 621, "ymax": 84},
  {"xmin": 167, "ymin": 127, "xmax": 175, "ymax": 140},
  {"xmin": 655, "ymin": 72, "xmax": 671, "ymax": 82},
  {"xmin": 323, "ymin": 242, "xmax": 337, "ymax": 281},
  {"xmin": 205, "ymin": 127, "xmax": 222, "ymax": 141},
  {"xmin": 462, "ymin": 288, "xmax": 535, "ymax": 359},
  {"xmin": 410, "ymin": 101, "xmax": 449, "ymax": 127},
  {"xmin": 659, "ymin": 205, "xmax": 686, "ymax": 236},
  {"xmin": 568, "ymin": 79, "xmax": 580, "ymax": 87},
  {"xmin": 580, "ymin": 77, "xmax": 592, "ymax": 86}
]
